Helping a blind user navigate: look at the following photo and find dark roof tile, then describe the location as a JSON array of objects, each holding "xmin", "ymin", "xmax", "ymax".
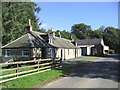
[
  {"xmin": 51, "ymin": 37, "xmax": 77, "ymax": 48},
  {"xmin": 2, "ymin": 31, "xmax": 50, "ymax": 49},
  {"xmin": 75, "ymin": 38, "xmax": 102, "ymax": 45}
]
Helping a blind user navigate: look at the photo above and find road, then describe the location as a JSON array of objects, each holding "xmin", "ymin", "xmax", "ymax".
[{"xmin": 43, "ymin": 54, "xmax": 119, "ymax": 88}]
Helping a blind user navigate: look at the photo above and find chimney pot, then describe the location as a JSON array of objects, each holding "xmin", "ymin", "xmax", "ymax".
[
  {"xmin": 70, "ymin": 35, "xmax": 74, "ymax": 41},
  {"xmin": 29, "ymin": 19, "xmax": 31, "ymax": 25},
  {"xmin": 27, "ymin": 19, "xmax": 32, "ymax": 32},
  {"xmin": 58, "ymin": 31, "xmax": 61, "ymax": 38},
  {"xmin": 50, "ymin": 28, "xmax": 55, "ymax": 37}
]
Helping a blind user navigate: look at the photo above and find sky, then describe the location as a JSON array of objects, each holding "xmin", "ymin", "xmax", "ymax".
[{"xmin": 34, "ymin": 2, "xmax": 118, "ymax": 32}]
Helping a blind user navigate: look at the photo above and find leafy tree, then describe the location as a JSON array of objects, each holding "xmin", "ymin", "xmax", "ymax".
[
  {"xmin": 2, "ymin": 2, "xmax": 41, "ymax": 45},
  {"xmin": 54, "ymin": 30, "xmax": 78, "ymax": 40},
  {"xmin": 71, "ymin": 23, "xmax": 120, "ymax": 53},
  {"xmin": 61, "ymin": 30, "xmax": 71, "ymax": 39},
  {"xmin": 103, "ymin": 27, "xmax": 120, "ymax": 53},
  {"xmin": 71, "ymin": 34, "xmax": 78, "ymax": 40},
  {"xmin": 98, "ymin": 26, "xmax": 105, "ymax": 32},
  {"xmin": 47, "ymin": 29, "xmax": 53, "ymax": 34},
  {"xmin": 117, "ymin": 29, "xmax": 120, "ymax": 53},
  {"xmin": 39, "ymin": 28, "xmax": 47, "ymax": 33},
  {"xmin": 87, "ymin": 30, "xmax": 95, "ymax": 39},
  {"xmin": 94, "ymin": 30, "xmax": 103, "ymax": 38},
  {"xmin": 92, "ymin": 26, "xmax": 104, "ymax": 38},
  {"xmin": 71, "ymin": 23, "xmax": 92, "ymax": 39}
]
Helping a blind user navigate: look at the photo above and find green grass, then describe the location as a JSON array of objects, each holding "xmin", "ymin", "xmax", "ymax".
[
  {"xmin": 2, "ymin": 69, "xmax": 63, "ymax": 88},
  {"xmin": 2, "ymin": 56, "xmax": 98, "ymax": 88},
  {"xmin": 1, "ymin": 64, "xmax": 34, "ymax": 76},
  {"xmin": 1, "ymin": 64, "xmax": 50, "ymax": 81}
]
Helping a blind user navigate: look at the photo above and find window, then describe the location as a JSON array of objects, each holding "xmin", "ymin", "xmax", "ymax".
[
  {"xmin": 5, "ymin": 49, "xmax": 11, "ymax": 57},
  {"xmin": 22, "ymin": 50, "xmax": 29, "ymax": 57}
]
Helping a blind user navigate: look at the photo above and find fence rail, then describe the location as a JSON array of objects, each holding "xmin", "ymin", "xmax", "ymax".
[{"xmin": 0, "ymin": 58, "xmax": 62, "ymax": 83}]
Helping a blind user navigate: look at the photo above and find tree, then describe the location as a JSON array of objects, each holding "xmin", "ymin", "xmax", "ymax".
[
  {"xmin": 117, "ymin": 29, "xmax": 120, "ymax": 53},
  {"xmin": 60, "ymin": 30, "xmax": 71, "ymax": 39},
  {"xmin": 71, "ymin": 23, "xmax": 92, "ymax": 39},
  {"xmin": 94, "ymin": 30, "xmax": 103, "ymax": 38},
  {"xmin": 71, "ymin": 34, "xmax": 78, "ymax": 40},
  {"xmin": 54, "ymin": 30, "xmax": 78, "ymax": 40},
  {"xmin": 2, "ymin": 2, "xmax": 41, "ymax": 45},
  {"xmin": 39, "ymin": 28, "xmax": 47, "ymax": 33},
  {"xmin": 98, "ymin": 26, "xmax": 105, "ymax": 32},
  {"xmin": 103, "ymin": 27, "xmax": 120, "ymax": 53}
]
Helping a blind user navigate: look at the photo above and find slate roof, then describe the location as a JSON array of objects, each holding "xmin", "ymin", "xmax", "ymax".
[
  {"xmin": 75, "ymin": 38, "xmax": 102, "ymax": 46},
  {"xmin": 50, "ymin": 37, "xmax": 77, "ymax": 49},
  {"xmin": 2, "ymin": 30, "xmax": 78, "ymax": 49},
  {"xmin": 2, "ymin": 31, "xmax": 50, "ymax": 49}
]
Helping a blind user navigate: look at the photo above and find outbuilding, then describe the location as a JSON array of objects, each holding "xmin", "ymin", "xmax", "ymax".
[{"xmin": 75, "ymin": 38, "xmax": 109, "ymax": 56}]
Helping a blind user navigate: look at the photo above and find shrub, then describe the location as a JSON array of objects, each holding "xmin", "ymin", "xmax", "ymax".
[{"xmin": 109, "ymin": 49, "xmax": 115, "ymax": 54}]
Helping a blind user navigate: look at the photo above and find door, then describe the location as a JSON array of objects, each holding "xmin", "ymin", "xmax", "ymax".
[{"xmin": 81, "ymin": 47, "xmax": 87, "ymax": 56}]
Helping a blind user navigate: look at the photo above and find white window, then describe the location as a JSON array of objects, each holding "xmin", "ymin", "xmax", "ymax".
[
  {"xmin": 22, "ymin": 50, "xmax": 29, "ymax": 57},
  {"xmin": 5, "ymin": 49, "xmax": 11, "ymax": 57}
]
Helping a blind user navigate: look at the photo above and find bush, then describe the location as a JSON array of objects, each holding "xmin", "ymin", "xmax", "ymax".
[{"xmin": 109, "ymin": 49, "xmax": 115, "ymax": 54}]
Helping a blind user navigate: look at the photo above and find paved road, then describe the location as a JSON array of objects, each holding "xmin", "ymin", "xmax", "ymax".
[{"xmin": 43, "ymin": 54, "xmax": 119, "ymax": 88}]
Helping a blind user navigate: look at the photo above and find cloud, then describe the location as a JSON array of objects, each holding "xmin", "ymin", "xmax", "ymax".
[{"xmin": 41, "ymin": 24, "xmax": 48, "ymax": 27}]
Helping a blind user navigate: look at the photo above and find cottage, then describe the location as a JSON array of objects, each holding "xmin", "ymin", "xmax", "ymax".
[
  {"xmin": 75, "ymin": 38, "xmax": 109, "ymax": 56},
  {"xmin": 40, "ymin": 30, "xmax": 81, "ymax": 60},
  {"xmin": 1, "ymin": 20, "xmax": 52, "ymax": 62},
  {"xmin": 1, "ymin": 20, "xmax": 81, "ymax": 62}
]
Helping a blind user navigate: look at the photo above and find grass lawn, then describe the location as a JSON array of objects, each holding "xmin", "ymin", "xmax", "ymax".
[
  {"xmin": 2, "ymin": 69, "xmax": 63, "ymax": 88},
  {"xmin": 2, "ymin": 56, "xmax": 98, "ymax": 88}
]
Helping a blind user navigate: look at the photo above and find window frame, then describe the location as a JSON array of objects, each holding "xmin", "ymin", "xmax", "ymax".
[
  {"xmin": 22, "ymin": 49, "xmax": 30, "ymax": 57},
  {"xmin": 5, "ymin": 49, "xmax": 11, "ymax": 57}
]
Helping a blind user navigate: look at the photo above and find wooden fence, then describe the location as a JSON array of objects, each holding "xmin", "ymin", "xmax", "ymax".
[{"xmin": 0, "ymin": 58, "xmax": 62, "ymax": 83}]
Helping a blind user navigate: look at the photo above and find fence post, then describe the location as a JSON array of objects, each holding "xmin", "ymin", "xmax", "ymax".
[
  {"xmin": 60, "ymin": 58, "xmax": 62, "ymax": 68},
  {"xmin": 52, "ymin": 58, "xmax": 55, "ymax": 69},
  {"xmin": 16, "ymin": 64, "xmax": 18, "ymax": 77},
  {"xmin": 38, "ymin": 60, "xmax": 39, "ymax": 72}
]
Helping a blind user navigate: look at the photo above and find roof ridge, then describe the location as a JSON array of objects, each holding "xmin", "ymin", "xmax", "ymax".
[
  {"xmin": 55, "ymin": 36, "xmax": 71, "ymax": 42},
  {"xmin": 30, "ymin": 32, "xmax": 47, "ymax": 47},
  {"xmin": 32, "ymin": 31, "xmax": 46, "ymax": 35},
  {"xmin": 75, "ymin": 38, "xmax": 102, "ymax": 41},
  {"xmin": 28, "ymin": 33, "xmax": 34, "ymax": 47}
]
